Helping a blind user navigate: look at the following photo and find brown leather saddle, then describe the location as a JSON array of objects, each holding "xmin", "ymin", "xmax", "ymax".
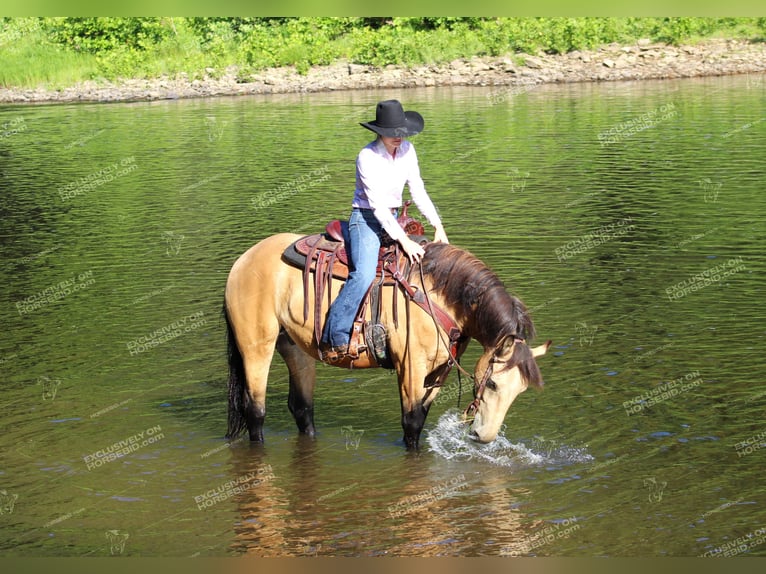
[{"xmin": 281, "ymin": 203, "xmax": 426, "ymax": 368}]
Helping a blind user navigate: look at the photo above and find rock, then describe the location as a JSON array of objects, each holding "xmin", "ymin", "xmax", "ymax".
[
  {"xmin": 2, "ymin": 37, "xmax": 765, "ymax": 104},
  {"xmin": 348, "ymin": 63, "xmax": 368, "ymax": 75},
  {"xmin": 501, "ymin": 58, "xmax": 517, "ymax": 73},
  {"xmin": 524, "ymin": 56, "xmax": 543, "ymax": 69}
]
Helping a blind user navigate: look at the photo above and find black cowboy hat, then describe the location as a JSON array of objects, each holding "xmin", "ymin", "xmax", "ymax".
[{"xmin": 360, "ymin": 99, "xmax": 424, "ymax": 138}]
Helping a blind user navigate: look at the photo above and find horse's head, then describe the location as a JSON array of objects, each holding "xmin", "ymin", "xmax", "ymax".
[{"xmin": 467, "ymin": 338, "xmax": 550, "ymax": 443}]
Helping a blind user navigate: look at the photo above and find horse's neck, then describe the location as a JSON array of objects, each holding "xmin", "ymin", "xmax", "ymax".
[{"xmin": 416, "ymin": 273, "xmax": 472, "ymax": 335}]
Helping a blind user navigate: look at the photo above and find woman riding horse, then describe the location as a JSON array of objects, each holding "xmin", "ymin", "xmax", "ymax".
[{"xmin": 320, "ymin": 100, "xmax": 449, "ymax": 362}]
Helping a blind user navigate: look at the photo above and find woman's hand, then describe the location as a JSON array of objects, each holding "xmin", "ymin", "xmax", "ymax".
[
  {"xmin": 400, "ymin": 236, "xmax": 426, "ymax": 264},
  {"xmin": 433, "ymin": 225, "xmax": 449, "ymax": 244}
]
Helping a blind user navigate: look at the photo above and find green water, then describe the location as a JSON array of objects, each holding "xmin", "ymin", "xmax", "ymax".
[{"xmin": 1, "ymin": 74, "xmax": 764, "ymax": 557}]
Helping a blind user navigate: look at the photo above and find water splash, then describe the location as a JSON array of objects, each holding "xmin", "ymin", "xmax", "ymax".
[{"xmin": 426, "ymin": 411, "xmax": 593, "ymax": 468}]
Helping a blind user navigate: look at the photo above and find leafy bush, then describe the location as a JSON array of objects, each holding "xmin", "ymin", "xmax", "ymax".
[
  {"xmin": 47, "ymin": 17, "xmax": 172, "ymax": 53},
  {"xmin": 1, "ymin": 16, "xmax": 762, "ymax": 88}
]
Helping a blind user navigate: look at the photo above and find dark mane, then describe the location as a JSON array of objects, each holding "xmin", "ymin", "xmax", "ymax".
[
  {"xmin": 505, "ymin": 340, "xmax": 544, "ymax": 389},
  {"xmin": 421, "ymin": 243, "xmax": 536, "ymax": 349}
]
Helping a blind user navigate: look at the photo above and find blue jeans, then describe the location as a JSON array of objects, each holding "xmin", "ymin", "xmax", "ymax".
[{"xmin": 321, "ymin": 208, "xmax": 383, "ymax": 348}]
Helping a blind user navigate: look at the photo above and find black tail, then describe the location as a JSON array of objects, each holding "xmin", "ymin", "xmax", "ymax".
[{"xmin": 223, "ymin": 301, "xmax": 248, "ymax": 439}]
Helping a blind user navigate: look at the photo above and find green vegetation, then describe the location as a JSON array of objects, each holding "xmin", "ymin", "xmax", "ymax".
[{"xmin": 1, "ymin": 17, "xmax": 764, "ymax": 88}]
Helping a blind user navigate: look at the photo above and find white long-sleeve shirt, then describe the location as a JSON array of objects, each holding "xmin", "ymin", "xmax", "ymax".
[{"xmin": 352, "ymin": 138, "xmax": 442, "ymax": 242}]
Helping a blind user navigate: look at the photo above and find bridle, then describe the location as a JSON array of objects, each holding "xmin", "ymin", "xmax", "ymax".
[
  {"xmin": 387, "ymin": 257, "xmax": 527, "ymax": 418},
  {"xmin": 463, "ymin": 337, "xmax": 525, "ymax": 418}
]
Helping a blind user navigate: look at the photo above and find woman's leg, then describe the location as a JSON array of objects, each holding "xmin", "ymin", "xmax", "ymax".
[{"xmin": 321, "ymin": 209, "xmax": 381, "ymax": 348}]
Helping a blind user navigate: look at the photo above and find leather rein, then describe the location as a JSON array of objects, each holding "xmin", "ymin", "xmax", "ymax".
[{"xmin": 384, "ymin": 256, "xmax": 525, "ymax": 417}]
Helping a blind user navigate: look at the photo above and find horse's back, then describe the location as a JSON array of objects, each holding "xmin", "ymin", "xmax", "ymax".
[
  {"xmin": 230, "ymin": 233, "xmax": 302, "ymax": 274},
  {"xmin": 226, "ymin": 233, "xmax": 302, "ymax": 304}
]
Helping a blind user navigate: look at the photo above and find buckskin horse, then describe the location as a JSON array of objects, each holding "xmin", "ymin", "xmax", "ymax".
[{"xmin": 224, "ymin": 231, "xmax": 550, "ymax": 449}]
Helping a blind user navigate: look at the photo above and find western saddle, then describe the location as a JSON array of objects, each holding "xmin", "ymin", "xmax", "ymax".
[{"xmin": 282, "ymin": 202, "xmax": 428, "ymax": 368}]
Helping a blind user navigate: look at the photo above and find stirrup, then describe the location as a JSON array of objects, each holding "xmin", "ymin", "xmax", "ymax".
[{"xmin": 320, "ymin": 343, "xmax": 348, "ymax": 363}]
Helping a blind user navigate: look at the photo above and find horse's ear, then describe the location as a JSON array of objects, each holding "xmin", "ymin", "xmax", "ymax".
[
  {"xmin": 532, "ymin": 340, "xmax": 552, "ymax": 358},
  {"xmin": 495, "ymin": 337, "xmax": 515, "ymax": 357}
]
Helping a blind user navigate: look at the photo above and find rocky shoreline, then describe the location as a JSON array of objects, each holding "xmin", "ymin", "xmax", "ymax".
[{"xmin": 2, "ymin": 38, "xmax": 765, "ymax": 104}]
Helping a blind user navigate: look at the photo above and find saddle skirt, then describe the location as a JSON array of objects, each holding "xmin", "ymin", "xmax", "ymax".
[{"xmin": 281, "ymin": 221, "xmax": 427, "ymax": 369}]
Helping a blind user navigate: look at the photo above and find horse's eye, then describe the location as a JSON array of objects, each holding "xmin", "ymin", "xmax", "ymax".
[{"xmin": 486, "ymin": 379, "xmax": 498, "ymax": 392}]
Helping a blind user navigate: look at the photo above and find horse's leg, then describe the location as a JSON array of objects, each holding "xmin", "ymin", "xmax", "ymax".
[
  {"xmin": 276, "ymin": 330, "xmax": 317, "ymax": 436},
  {"xmin": 226, "ymin": 295, "xmax": 280, "ymax": 443},
  {"xmin": 398, "ymin": 362, "xmax": 436, "ymax": 450},
  {"xmin": 402, "ymin": 401, "xmax": 430, "ymax": 450},
  {"xmin": 240, "ymin": 335, "xmax": 278, "ymax": 442}
]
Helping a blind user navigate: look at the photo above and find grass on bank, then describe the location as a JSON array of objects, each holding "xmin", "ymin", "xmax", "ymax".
[{"xmin": 1, "ymin": 17, "xmax": 764, "ymax": 90}]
